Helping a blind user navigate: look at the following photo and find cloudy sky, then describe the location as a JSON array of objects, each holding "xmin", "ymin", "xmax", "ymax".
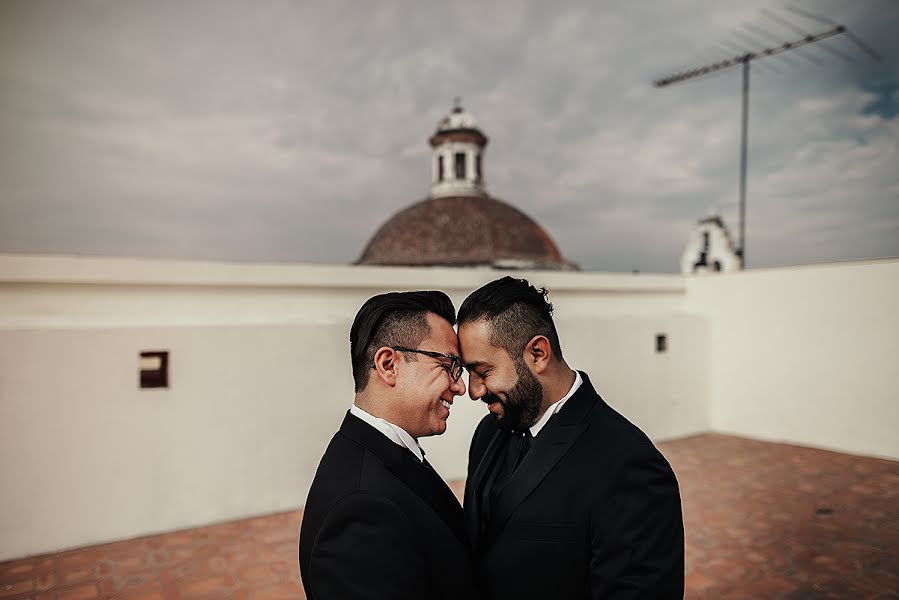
[{"xmin": 1, "ymin": 0, "xmax": 897, "ymax": 273}]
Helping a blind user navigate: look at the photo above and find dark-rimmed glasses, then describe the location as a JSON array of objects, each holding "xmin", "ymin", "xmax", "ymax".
[{"xmin": 392, "ymin": 346, "xmax": 464, "ymax": 382}]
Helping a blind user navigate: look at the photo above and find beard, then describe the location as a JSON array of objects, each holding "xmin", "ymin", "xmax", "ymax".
[{"xmin": 483, "ymin": 358, "xmax": 544, "ymax": 431}]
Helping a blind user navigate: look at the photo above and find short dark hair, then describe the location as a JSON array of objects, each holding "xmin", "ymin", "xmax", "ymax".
[
  {"xmin": 458, "ymin": 276, "xmax": 563, "ymax": 361},
  {"xmin": 350, "ymin": 290, "xmax": 456, "ymax": 392}
]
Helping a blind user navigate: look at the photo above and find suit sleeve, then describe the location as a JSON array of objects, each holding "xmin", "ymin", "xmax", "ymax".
[
  {"xmin": 307, "ymin": 491, "xmax": 428, "ymax": 600},
  {"xmin": 588, "ymin": 448, "xmax": 685, "ymax": 599}
]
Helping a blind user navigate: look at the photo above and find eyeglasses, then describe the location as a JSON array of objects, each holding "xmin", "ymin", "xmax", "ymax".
[{"xmin": 391, "ymin": 346, "xmax": 464, "ymax": 382}]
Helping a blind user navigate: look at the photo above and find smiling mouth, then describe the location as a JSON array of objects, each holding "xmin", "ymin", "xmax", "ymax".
[{"xmin": 440, "ymin": 400, "xmax": 452, "ymax": 410}]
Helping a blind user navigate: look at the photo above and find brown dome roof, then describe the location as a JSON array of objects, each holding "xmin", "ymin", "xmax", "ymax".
[{"xmin": 356, "ymin": 195, "xmax": 576, "ymax": 270}]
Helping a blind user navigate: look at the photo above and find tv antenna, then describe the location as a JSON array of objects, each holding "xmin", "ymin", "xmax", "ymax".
[{"xmin": 653, "ymin": 7, "xmax": 879, "ymax": 268}]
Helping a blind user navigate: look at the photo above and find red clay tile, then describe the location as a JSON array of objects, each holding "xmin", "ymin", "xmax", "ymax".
[
  {"xmin": 57, "ymin": 566, "xmax": 94, "ymax": 587},
  {"xmin": 114, "ymin": 554, "xmax": 149, "ymax": 577},
  {"xmin": 36, "ymin": 571, "xmax": 56, "ymax": 592},
  {"xmin": 243, "ymin": 564, "xmax": 284, "ymax": 587},
  {"xmin": 57, "ymin": 550, "xmax": 102, "ymax": 572},
  {"xmin": 685, "ymin": 571, "xmax": 716, "ymax": 591},
  {"xmin": 97, "ymin": 578, "xmax": 117, "ymax": 597},
  {"xmin": 57, "ymin": 583, "xmax": 98, "ymax": 600},
  {"xmin": 180, "ymin": 576, "xmax": 231, "ymax": 598},
  {"xmin": 159, "ymin": 581, "xmax": 180, "ymax": 600},
  {"xmin": 252, "ymin": 581, "xmax": 304, "ymax": 600},
  {"xmin": 118, "ymin": 572, "xmax": 159, "ymax": 596},
  {"xmin": 0, "ymin": 578, "xmax": 33, "ymax": 598},
  {"xmin": 120, "ymin": 591, "xmax": 164, "ymax": 600},
  {"xmin": 0, "ymin": 561, "xmax": 34, "ymax": 585}
]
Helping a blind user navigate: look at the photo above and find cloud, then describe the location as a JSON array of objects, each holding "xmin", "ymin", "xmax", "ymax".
[{"xmin": 0, "ymin": 0, "xmax": 897, "ymax": 272}]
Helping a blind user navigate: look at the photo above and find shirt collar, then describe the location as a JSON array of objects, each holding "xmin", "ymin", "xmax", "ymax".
[
  {"xmin": 349, "ymin": 404, "xmax": 424, "ymax": 462},
  {"xmin": 529, "ymin": 370, "xmax": 583, "ymax": 438}
]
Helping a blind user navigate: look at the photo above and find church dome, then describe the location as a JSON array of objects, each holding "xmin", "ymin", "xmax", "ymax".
[
  {"xmin": 355, "ymin": 101, "xmax": 576, "ymax": 270},
  {"xmin": 356, "ymin": 195, "xmax": 575, "ymax": 270}
]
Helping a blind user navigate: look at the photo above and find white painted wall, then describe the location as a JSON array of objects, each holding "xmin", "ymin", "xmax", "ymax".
[
  {"xmin": 0, "ymin": 255, "xmax": 702, "ymax": 560},
  {"xmin": 4, "ymin": 254, "xmax": 896, "ymax": 561},
  {"xmin": 685, "ymin": 259, "xmax": 899, "ymax": 460}
]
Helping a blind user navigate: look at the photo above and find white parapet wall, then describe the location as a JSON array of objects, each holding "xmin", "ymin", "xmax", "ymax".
[
  {"xmin": 685, "ymin": 258, "xmax": 899, "ymax": 461},
  {"xmin": 0, "ymin": 254, "xmax": 705, "ymax": 561}
]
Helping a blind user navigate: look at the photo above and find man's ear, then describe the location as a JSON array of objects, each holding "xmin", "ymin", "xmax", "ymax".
[
  {"xmin": 372, "ymin": 346, "xmax": 399, "ymax": 386},
  {"xmin": 525, "ymin": 335, "xmax": 552, "ymax": 374}
]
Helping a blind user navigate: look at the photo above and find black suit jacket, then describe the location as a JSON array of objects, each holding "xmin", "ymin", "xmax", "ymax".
[
  {"xmin": 299, "ymin": 411, "xmax": 477, "ymax": 600},
  {"xmin": 465, "ymin": 373, "xmax": 684, "ymax": 600}
]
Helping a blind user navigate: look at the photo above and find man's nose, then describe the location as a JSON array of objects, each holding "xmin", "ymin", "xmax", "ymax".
[
  {"xmin": 450, "ymin": 375, "xmax": 466, "ymax": 397},
  {"xmin": 468, "ymin": 376, "xmax": 485, "ymax": 401}
]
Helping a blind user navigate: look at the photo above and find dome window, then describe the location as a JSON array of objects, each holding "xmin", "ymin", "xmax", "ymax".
[{"xmin": 455, "ymin": 153, "xmax": 466, "ymax": 180}]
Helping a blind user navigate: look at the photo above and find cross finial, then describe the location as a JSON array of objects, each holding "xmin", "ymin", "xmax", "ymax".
[{"xmin": 452, "ymin": 96, "xmax": 463, "ymax": 113}]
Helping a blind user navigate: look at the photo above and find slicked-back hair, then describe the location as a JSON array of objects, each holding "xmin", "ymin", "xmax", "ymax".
[
  {"xmin": 458, "ymin": 276, "xmax": 563, "ymax": 362},
  {"xmin": 350, "ymin": 290, "xmax": 456, "ymax": 392}
]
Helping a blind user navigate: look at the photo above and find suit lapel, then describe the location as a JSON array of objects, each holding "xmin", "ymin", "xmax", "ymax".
[
  {"xmin": 464, "ymin": 428, "xmax": 505, "ymax": 549},
  {"xmin": 339, "ymin": 412, "xmax": 468, "ymax": 547},
  {"xmin": 484, "ymin": 373, "xmax": 596, "ymax": 543},
  {"xmin": 385, "ymin": 450, "xmax": 468, "ymax": 546}
]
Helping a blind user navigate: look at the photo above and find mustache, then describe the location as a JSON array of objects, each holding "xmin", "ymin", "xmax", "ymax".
[{"xmin": 482, "ymin": 393, "xmax": 503, "ymax": 406}]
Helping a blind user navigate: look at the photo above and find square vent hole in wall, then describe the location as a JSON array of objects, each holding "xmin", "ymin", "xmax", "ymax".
[
  {"xmin": 656, "ymin": 334, "xmax": 667, "ymax": 354},
  {"xmin": 140, "ymin": 351, "xmax": 169, "ymax": 389}
]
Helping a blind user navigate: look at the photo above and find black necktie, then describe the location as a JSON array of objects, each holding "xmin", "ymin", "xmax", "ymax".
[
  {"xmin": 488, "ymin": 429, "xmax": 533, "ymax": 505},
  {"xmin": 509, "ymin": 429, "xmax": 532, "ymax": 473}
]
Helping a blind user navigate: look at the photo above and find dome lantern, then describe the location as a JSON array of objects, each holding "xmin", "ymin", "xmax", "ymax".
[{"xmin": 428, "ymin": 99, "xmax": 488, "ymax": 199}]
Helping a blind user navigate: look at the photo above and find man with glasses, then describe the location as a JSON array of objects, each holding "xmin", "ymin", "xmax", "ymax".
[{"xmin": 299, "ymin": 290, "xmax": 476, "ymax": 599}]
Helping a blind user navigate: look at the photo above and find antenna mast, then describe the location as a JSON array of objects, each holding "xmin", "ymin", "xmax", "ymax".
[{"xmin": 654, "ymin": 24, "xmax": 849, "ymax": 268}]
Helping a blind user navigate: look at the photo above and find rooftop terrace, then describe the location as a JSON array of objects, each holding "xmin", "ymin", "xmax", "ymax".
[{"xmin": 2, "ymin": 433, "xmax": 896, "ymax": 600}]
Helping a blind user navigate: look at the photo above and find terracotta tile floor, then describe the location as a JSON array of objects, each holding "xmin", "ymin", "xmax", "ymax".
[{"xmin": 2, "ymin": 434, "xmax": 897, "ymax": 599}]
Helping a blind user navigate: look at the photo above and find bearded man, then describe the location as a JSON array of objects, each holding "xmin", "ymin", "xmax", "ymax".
[{"xmin": 458, "ymin": 277, "xmax": 684, "ymax": 600}]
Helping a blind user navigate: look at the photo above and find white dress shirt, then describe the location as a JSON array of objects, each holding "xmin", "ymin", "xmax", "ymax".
[
  {"xmin": 529, "ymin": 370, "xmax": 583, "ymax": 438},
  {"xmin": 350, "ymin": 404, "xmax": 425, "ymax": 462}
]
